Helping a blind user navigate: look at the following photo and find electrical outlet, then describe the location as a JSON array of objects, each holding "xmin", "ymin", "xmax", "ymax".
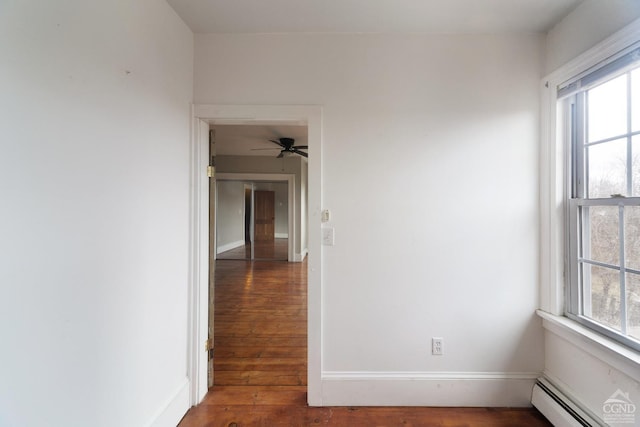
[{"xmin": 432, "ymin": 337, "xmax": 443, "ymax": 356}]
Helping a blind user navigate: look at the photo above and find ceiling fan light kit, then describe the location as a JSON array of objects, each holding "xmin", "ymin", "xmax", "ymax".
[{"xmin": 265, "ymin": 137, "xmax": 308, "ymax": 158}]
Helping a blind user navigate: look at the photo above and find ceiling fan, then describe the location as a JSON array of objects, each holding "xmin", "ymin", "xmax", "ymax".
[{"xmin": 252, "ymin": 137, "xmax": 308, "ymax": 158}]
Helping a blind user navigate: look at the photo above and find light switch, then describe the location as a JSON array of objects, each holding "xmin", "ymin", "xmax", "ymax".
[
  {"xmin": 322, "ymin": 227, "xmax": 335, "ymax": 246},
  {"xmin": 321, "ymin": 209, "xmax": 330, "ymax": 223}
]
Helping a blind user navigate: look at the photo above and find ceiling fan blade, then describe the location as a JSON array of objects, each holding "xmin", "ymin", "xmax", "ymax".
[
  {"xmin": 293, "ymin": 145, "xmax": 308, "ymax": 149},
  {"xmin": 277, "ymin": 151, "xmax": 285, "ymax": 158},
  {"xmin": 292, "ymin": 148, "xmax": 308, "ymax": 158},
  {"xmin": 269, "ymin": 139, "xmax": 286, "ymax": 148},
  {"xmin": 250, "ymin": 148, "xmax": 280, "ymax": 151}
]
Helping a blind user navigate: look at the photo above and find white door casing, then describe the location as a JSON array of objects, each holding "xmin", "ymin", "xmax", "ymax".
[{"xmin": 188, "ymin": 105, "xmax": 323, "ymax": 406}]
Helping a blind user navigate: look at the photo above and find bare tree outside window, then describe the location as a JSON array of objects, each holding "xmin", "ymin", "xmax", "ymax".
[{"xmin": 571, "ymin": 66, "xmax": 640, "ymax": 346}]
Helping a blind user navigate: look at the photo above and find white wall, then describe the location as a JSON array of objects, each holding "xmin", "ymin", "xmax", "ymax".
[
  {"xmin": 216, "ymin": 181, "xmax": 246, "ymax": 252},
  {"xmin": 0, "ymin": 1, "xmax": 193, "ymax": 426},
  {"xmin": 542, "ymin": 7, "xmax": 640, "ymax": 422},
  {"xmin": 545, "ymin": 0, "xmax": 640, "ymax": 73},
  {"xmin": 196, "ymin": 33, "xmax": 544, "ymax": 405}
]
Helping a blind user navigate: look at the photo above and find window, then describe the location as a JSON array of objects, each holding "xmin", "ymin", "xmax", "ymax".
[{"xmin": 563, "ymin": 46, "xmax": 640, "ymax": 351}]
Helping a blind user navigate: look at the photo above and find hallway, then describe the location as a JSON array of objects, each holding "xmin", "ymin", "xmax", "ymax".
[
  {"xmin": 216, "ymin": 238, "xmax": 289, "ymax": 261},
  {"xmin": 213, "ymin": 259, "xmax": 307, "ymax": 386}
]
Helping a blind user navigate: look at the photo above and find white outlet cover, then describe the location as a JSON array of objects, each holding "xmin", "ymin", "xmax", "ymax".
[{"xmin": 432, "ymin": 337, "xmax": 443, "ymax": 355}]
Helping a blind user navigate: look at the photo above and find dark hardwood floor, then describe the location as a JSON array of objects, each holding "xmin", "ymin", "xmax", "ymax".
[
  {"xmin": 212, "ymin": 259, "xmax": 307, "ymax": 387},
  {"xmin": 217, "ymin": 238, "xmax": 289, "ymax": 261},
  {"xmin": 179, "ymin": 259, "xmax": 551, "ymax": 427}
]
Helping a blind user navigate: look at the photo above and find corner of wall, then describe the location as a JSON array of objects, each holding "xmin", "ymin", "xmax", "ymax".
[
  {"xmin": 147, "ymin": 379, "xmax": 190, "ymax": 427},
  {"xmin": 545, "ymin": 1, "xmax": 640, "ymax": 73}
]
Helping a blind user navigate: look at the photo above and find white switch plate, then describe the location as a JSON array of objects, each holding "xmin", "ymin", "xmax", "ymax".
[{"xmin": 322, "ymin": 227, "xmax": 335, "ymax": 246}]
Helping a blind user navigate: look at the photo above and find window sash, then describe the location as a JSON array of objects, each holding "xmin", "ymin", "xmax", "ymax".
[
  {"xmin": 558, "ymin": 42, "xmax": 640, "ymax": 99},
  {"xmin": 567, "ymin": 198, "xmax": 640, "ymax": 351},
  {"xmin": 567, "ymin": 78, "xmax": 640, "ymax": 350}
]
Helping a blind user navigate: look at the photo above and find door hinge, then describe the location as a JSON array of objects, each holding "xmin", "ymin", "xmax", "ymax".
[
  {"xmin": 207, "ymin": 165, "xmax": 214, "ymax": 178},
  {"xmin": 206, "ymin": 338, "xmax": 214, "ymax": 359}
]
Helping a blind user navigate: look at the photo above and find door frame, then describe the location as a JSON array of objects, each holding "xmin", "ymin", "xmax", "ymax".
[
  {"xmin": 188, "ymin": 104, "xmax": 323, "ymax": 406},
  {"xmin": 216, "ymin": 174, "xmax": 296, "ymax": 262}
]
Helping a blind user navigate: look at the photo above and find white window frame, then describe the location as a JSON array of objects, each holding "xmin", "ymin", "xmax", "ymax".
[
  {"xmin": 563, "ymin": 65, "xmax": 640, "ymax": 351},
  {"xmin": 540, "ymin": 20, "xmax": 640, "ymax": 354}
]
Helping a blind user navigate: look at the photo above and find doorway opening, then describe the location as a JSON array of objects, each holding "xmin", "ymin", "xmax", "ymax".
[
  {"xmin": 209, "ymin": 123, "xmax": 310, "ymax": 395},
  {"xmin": 216, "ymin": 180, "xmax": 290, "ymax": 262},
  {"xmin": 209, "ymin": 124, "xmax": 307, "ymax": 394},
  {"xmin": 189, "ymin": 105, "xmax": 322, "ymax": 406}
]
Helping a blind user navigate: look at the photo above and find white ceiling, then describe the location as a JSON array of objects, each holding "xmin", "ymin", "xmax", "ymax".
[
  {"xmin": 182, "ymin": 1, "xmax": 584, "ymax": 156},
  {"xmin": 213, "ymin": 125, "xmax": 307, "ymax": 157},
  {"xmin": 167, "ymin": 0, "xmax": 582, "ymax": 34}
]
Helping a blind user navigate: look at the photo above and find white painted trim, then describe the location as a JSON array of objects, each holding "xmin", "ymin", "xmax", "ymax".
[
  {"xmin": 216, "ymin": 239, "xmax": 244, "ymax": 255},
  {"xmin": 539, "ymin": 79, "xmax": 566, "ymax": 315},
  {"xmin": 544, "ymin": 18, "xmax": 640, "ymax": 89},
  {"xmin": 187, "ymin": 115, "xmax": 209, "ymax": 406},
  {"xmin": 539, "ymin": 17, "xmax": 640, "ymax": 315},
  {"xmin": 537, "ymin": 310, "xmax": 640, "ymax": 382},
  {"xmin": 274, "ymin": 233, "xmax": 288, "ymax": 239},
  {"xmin": 189, "ymin": 105, "xmax": 323, "ymax": 406},
  {"xmin": 146, "ymin": 378, "xmax": 190, "ymax": 427},
  {"xmin": 319, "ymin": 372, "xmax": 539, "ymax": 407},
  {"xmin": 294, "ymin": 248, "xmax": 308, "ymax": 262},
  {"xmin": 322, "ymin": 371, "xmax": 540, "ymax": 380}
]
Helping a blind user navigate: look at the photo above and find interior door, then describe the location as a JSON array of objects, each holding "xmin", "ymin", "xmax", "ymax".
[
  {"xmin": 207, "ymin": 128, "xmax": 216, "ymax": 388},
  {"xmin": 254, "ymin": 190, "xmax": 275, "ymax": 241}
]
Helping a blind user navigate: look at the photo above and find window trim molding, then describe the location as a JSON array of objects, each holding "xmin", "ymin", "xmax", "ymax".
[
  {"xmin": 537, "ymin": 310, "xmax": 640, "ymax": 382},
  {"xmin": 540, "ymin": 18, "xmax": 640, "ymax": 355},
  {"xmin": 540, "ymin": 17, "xmax": 640, "ymax": 316}
]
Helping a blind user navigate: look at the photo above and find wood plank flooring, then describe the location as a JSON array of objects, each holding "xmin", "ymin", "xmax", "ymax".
[
  {"xmin": 212, "ymin": 259, "xmax": 307, "ymax": 387},
  {"xmin": 179, "ymin": 259, "xmax": 551, "ymax": 427},
  {"xmin": 217, "ymin": 238, "xmax": 289, "ymax": 260}
]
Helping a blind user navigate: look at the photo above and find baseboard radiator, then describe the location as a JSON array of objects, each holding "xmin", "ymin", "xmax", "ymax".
[{"xmin": 531, "ymin": 378, "xmax": 603, "ymax": 427}]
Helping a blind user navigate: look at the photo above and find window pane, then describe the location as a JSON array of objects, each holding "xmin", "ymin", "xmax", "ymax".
[
  {"xmin": 584, "ymin": 205, "xmax": 620, "ymax": 265},
  {"xmin": 587, "ymin": 139, "xmax": 627, "ymax": 198},
  {"xmin": 632, "ymin": 68, "xmax": 640, "ymax": 132},
  {"xmin": 626, "ymin": 206, "xmax": 640, "ymax": 271},
  {"xmin": 583, "ymin": 263, "xmax": 621, "ymax": 331},
  {"xmin": 627, "ymin": 273, "xmax": 640, "ymax": 341},
  {"xmin": 588, "ymin": 74, "xmax": 628, "ymax": 143}
]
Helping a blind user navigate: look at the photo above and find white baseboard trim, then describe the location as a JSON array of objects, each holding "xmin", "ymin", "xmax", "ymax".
[
  {"xmin": 216, "ymin": 240, "xmax": 244, "ymax": 254},
  {"xmin": 293, "ymin": 248, "xmax": 308, "ymax": 262},
  {"xmin": 275, "ymin": 233, "xmax": 288, "ymax": 238},
  {"xmin": 146, "ymin": 378, "xmax": 190, "ymax": 427},
  {"xmin": 320, "ymin": 371, "xmax": 540, "ymax": 407}
]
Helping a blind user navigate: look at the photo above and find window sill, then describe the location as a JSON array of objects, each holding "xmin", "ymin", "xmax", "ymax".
[{"xmin": 536, "ymin": 309, "xmax": 640, "ymax": 382}]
